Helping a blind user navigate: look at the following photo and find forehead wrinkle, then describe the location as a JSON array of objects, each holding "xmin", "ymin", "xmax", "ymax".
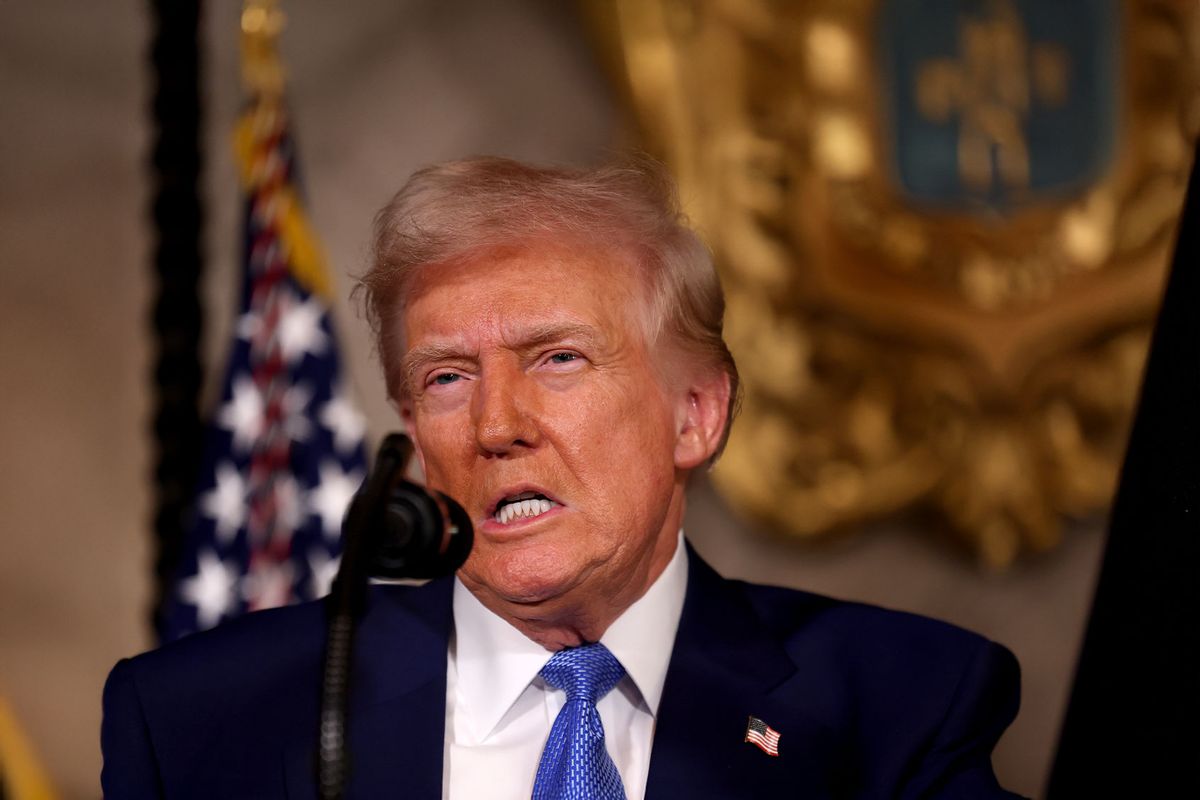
[{"xmin": 500, "ymin": 320, "xmax": 606, "ymax": 353}]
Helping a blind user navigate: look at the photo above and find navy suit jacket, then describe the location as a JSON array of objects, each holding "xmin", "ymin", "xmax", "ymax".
[{"xmin": 102, "ymin": 547, "xmax": 1022, "ymax": 798}]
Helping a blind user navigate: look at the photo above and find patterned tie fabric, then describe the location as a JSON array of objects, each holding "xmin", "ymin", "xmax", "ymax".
[{"xmin": 531, "ymin": 643, "xmax": 628, "ymax": 800}]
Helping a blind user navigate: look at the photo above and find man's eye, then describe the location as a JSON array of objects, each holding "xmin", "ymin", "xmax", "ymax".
[
  {"xmin": 431, "ymin": 373, "xmax": 461, "ymax": 386},
  {"xmin": 548, "ymin": 352, "xmax": 578, "ymax": 364}
]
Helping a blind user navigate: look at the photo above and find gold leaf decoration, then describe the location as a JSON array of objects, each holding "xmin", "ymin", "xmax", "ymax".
[{"xmin": 585, "ymin": 0, "xmax": 1200, "ymax": 566}]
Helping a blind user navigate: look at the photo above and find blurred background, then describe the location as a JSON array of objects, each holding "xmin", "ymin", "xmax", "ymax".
[{"xmin": 1, "ymin": 1, "xmax": 1194, "ymax": 797}]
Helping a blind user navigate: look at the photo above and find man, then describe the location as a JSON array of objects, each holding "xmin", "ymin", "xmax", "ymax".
[{"xmin": 103, "ymin": 157, "xmax": 1022, "ymax": 798}]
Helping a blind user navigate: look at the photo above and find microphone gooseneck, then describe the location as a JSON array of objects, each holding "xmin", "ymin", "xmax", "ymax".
[{"xmin": 317, "ymin": 433, "xmax": 472, "ymax": 800}]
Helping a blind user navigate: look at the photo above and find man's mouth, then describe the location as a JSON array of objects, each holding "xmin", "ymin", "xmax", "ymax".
[{"xmin": 492, "ymin": 491, "xmax": 560, "ymax": 525}]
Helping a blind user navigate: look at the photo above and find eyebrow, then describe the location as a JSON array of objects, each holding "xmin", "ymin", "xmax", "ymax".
[
  {"xmin": 400, "ymin": 341, "xmax": 471, "ymax": 391},
  {"xmin": 510, "ymin": 321, "xmax": 603, "ymax": 354},
  {"xmin": 400, "ymin": 321, "xmax": 604, "ymax": 390}
]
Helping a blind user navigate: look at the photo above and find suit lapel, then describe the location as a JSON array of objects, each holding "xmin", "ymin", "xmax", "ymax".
[
  {"xmin": 284, "ymin": 577, "xmax": 454, "ymax": 799},
  {"xmin": 645, "ymin": 548, "xmax": 839, "ymax": 799},
  {"xmin": 281, "ymin": 553, "xmax": 842, "ymax": 798}
]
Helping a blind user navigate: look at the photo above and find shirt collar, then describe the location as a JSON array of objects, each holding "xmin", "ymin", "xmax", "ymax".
[
  {"xmin": 452, "ymin": 531, "xmax": 688, "ymax": 740},
  {"xmin": 598, "ymin": 531, "xmax": 687, "ymax": 715}
]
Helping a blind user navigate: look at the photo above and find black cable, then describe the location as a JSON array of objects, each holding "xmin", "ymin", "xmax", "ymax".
[{"xmin": 317, "ymin": 434, "xmax": 472, "ymax": 799}]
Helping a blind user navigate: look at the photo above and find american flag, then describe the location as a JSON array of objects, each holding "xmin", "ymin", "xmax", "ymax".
[
  {"xmin": 744, "ymin": 716, "xmax": 781, "ymax": 756},
  {"xmin": 157, "ymin": 89, "xmax": 366, "ymax": 643}
]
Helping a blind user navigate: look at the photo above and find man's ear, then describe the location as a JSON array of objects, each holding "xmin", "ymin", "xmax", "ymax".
[{"xmin": 673, "ymin": 370, "xmax": 731, "ymax": 470}]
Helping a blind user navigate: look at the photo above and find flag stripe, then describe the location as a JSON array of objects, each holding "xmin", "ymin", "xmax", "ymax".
[{"xmin": 745, "ymin": 716, "xmax": 781, "ymax": 756}]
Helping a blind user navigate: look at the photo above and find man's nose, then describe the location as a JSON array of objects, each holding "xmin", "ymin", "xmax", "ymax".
[{"xmin": 471, "ymin": 367, "xmax": 539, "ymax": 455}]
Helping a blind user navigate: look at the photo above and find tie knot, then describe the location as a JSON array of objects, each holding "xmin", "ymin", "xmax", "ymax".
[{"xmin": 539, "ymin": 643, "xmax": 625, "ymax": 703}]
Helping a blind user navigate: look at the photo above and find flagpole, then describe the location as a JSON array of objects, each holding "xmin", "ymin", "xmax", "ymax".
[{"xmin": 147, "ymin": 0, "xmax": 206, "ymax": 636}]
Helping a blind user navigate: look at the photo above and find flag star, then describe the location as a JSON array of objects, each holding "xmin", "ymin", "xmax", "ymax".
[
  {"xmin": 236, "ymin": 310, "xmax": 262, "ymax": 341},
  {"xmin": 199, "ymin": 462, "xmax": 247, "ymax": 544},
  {"xmin": 308, "ymin": 549, "xmax": 341, "ymax": 598},
  {"xmin": 218, "ymin": 376, "xmax": 264, "ymax": 451},
  {"xmin": 281, "ymin": 382, "xmax": 314, "ymax": 442},
  {"xmin": 320, "ymin": 390, "xmax": 366, "ymax": 454},
  {"xmin": 278, "ymin": 296, "xmax": 329, "ymax": 364},
  {"xmin": 307, "ymin": 460, "xmax": 363, "ymax": 540},
  {"xmin": 178, "ymin": 550, "xmax": 239, "ymax": 630}
]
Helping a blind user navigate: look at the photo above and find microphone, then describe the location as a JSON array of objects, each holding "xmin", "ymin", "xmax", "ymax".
[
  {"xmin": 349, "ymin": 432, "xmax": 473, "ymax": 581},
  {"xmin": 318, "ymin": 433, "xmax": 472, "ymax": 799}
]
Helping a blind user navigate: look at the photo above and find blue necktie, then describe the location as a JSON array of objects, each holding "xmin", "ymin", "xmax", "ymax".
[{"xmin": 531, "ymin": 643, "xmax": 628, "ymax": 800}]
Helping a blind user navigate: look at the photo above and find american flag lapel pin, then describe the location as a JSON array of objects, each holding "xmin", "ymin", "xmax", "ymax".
[{"xmin": 744, "ymin": 715, "xmax": 781, "ymax": 756}]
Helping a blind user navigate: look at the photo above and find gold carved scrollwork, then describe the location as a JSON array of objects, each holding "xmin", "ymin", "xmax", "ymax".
[{"xmin": 585, "ymin": 0, "xmax": 1200, "ymax": 566}]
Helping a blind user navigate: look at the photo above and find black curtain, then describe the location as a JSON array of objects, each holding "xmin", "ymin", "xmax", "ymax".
[
  {"xmin": 1047, "ymin": 147, "xmax": 1200, "ymax": 796},
  {"xmin": 147, "ymin": 0, "xmax": 205, "ymax": 635}
]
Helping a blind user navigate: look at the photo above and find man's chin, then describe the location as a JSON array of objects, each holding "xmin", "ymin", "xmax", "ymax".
[
  {"xmin": 459, "ymin": 556, "xmax": 591, "ymax": 613},
  {"xmin": 473, "ymin": 574, "xmax": 578, "ymax": 609}
]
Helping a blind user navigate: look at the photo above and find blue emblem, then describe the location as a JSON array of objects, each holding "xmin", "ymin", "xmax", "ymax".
[{"xmin": 879, "ymin": 0, "xmax": 1118, "ymax": 210}]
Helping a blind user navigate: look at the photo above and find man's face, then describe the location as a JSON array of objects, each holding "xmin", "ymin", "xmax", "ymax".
[{"xmin": 396, "ymin": 244, "xmax": 693, "ymax": 630}]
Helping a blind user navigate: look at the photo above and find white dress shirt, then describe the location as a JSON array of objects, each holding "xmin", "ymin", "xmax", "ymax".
[{"xmin": 443, "ymin": 533, "xmax": 688, "ymax": 800}]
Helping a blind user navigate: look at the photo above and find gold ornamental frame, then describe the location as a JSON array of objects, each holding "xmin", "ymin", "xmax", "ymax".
[{"xmin": 586, "ymin": 0, "xmax": 1200, "ymax": 566}]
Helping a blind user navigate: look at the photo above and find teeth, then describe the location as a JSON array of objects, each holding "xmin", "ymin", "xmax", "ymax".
[{"xmin": 494, "ymin": 497, "xmax": 556, "ymax": 525}]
